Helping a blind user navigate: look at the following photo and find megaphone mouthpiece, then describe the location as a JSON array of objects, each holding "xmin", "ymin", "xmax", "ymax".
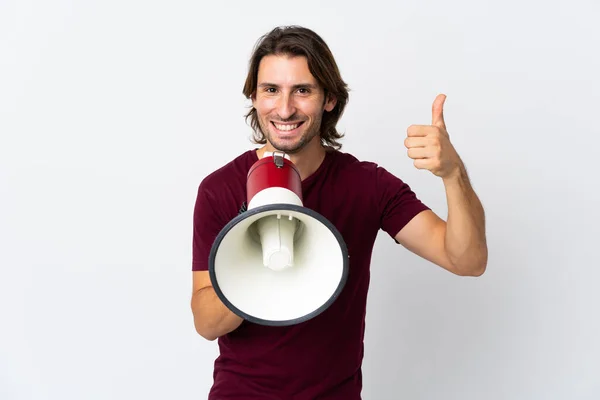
[{"xmin": 255, "ymin": 214, "xmax": 298, "ymax": 271}]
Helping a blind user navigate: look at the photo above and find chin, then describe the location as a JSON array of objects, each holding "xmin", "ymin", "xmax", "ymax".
[
  {"xmin": 270, "ymin": 141, "xmax": 304, "ymax": 154},
  {"xmin": 267, "ymin": 133, "xmax": 303, "ymax": 151}
]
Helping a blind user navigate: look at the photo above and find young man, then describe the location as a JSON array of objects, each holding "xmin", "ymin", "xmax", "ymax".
[{"xmin": 191, "ymin": 26, "xmax": 487, "ymax": 399}]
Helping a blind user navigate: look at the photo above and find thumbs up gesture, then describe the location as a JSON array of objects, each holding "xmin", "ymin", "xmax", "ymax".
[{"xmin": 404, "ymin": 94, "xmax": 462, "ymax": 179}]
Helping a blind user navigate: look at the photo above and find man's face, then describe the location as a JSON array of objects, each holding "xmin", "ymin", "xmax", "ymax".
[{"xmin": 252, "ymin": 55, "xmax": 336, "ymax": 154}]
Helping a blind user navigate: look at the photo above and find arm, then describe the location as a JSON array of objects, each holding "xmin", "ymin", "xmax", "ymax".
[
  {"xmin": 442, "ymin": 164, "xmax": 487, "ymax": 274},
  {"xmin": 190, "ymin": 180, "xmax": 244, "ymax": 341},
  {"xmin": 191, "ymin": 271, "xmax": 244, "ymax": 341},
  {"xmin": 394, "ymin": 166, "xmax": 487, "ymax": 276}
]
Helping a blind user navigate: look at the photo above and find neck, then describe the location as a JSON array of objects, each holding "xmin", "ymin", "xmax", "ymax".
[{"xmin": 257, "ymin": 138, "xmax": 326, "ymax": 181}]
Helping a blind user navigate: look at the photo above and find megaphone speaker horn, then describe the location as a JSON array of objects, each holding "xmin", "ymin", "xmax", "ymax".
[{"xmin": 209, "ymin": 151, "xmax": 349, "ymax": 326}]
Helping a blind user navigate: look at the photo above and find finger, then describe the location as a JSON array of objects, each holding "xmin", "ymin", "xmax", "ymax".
[
  {"xmin": 432, "ymin": 93, "xmax": 447, "ymax": 130},
  {"xmin": 404, "ymin": 137, "xmax": 430, "ymax": 148},
  {"xmin": 407, "ymin": 147, "xmax": 432, "ymax": 159},
  {"xmin": 407, "ymin": 125, "xmax": 435, "ymax": 137},
  {"xmin": 413, "ymin": 158, "xmax": 434, "ymax": 170}
]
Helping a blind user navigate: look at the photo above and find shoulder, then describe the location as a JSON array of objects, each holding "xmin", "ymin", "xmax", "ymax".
[
  {"xmin": 329, "ymin": 149, "xmax": 398, "ymax": 183},
  {"xmin": 198, "ymin": 149, "xmax": 256, "ymax": 193},
  {"xmin": 329, "ymin": 150, "xmax": 420, "ymax": 206},
  {"xmin": 194, "ymin": 150, "xmax": 256, "ymax": 223},
  {"xmin": 329, "ymin": 150, "xmax": 377, "ymax": 173}
]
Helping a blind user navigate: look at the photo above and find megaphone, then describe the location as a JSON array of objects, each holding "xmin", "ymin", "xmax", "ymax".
[{"xmin": 208, "ymin": 151, "xmax": 349, "ymax": 326}]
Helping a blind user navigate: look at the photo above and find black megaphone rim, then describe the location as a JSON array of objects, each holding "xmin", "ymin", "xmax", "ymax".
[{"xmin": 208, "ymin": 203, "xmax": 350, "ymax": 327}]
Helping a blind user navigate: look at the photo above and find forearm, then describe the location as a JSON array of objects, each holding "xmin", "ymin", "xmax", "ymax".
[
  {"xmin": 443, "ymin": 163, "xmax": 488, "ymax": 275},
  {"xmin": 191, "ymin": 287, "xmax": 244, "ymax": 341}
]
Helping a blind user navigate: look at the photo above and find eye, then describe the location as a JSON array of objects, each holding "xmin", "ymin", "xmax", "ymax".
[
  {"xmin": 297, "ymin": 88, "xmax": 310, "ymax": 94},
  {"xmin": 260, "ymin": 86, "xmax": 277, "ymax": 94}
]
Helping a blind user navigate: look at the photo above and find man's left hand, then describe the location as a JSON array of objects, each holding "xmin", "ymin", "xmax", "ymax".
[{"xmin": 404, "ymin": 94, "xmax": 463, "ymax": 179}]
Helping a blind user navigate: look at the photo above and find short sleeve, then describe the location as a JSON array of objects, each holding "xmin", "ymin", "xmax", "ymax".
[
  {"xmin": 191, "ymin": 181, "xmax": 229, "ymax": 271},
  {"xmin": 376, "ymin": 166, "xmax": 430, "ymax": 240}
]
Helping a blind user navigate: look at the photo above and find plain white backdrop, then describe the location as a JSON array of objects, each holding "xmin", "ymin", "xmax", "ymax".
[{"xmin": 1, "ymin": 1, "xmax": 599, "ymax": 399}]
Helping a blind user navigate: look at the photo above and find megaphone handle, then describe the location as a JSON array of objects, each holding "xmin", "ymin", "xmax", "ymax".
[{"xmin": 273, "ymin": 151, "xmax": 285, "ymax": 168}]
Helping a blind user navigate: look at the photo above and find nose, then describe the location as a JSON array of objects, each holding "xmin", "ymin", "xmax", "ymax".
[{"xmin": 275, "ymin": 93, "xmax": 296, "ymax": 120}]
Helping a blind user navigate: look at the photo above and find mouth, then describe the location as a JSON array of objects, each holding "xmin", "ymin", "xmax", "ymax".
[{"xmin": 271, "ymin": 121, "xmax": 305, "ymax": 135}]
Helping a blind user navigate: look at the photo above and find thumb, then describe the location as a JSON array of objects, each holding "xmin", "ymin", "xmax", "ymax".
[{"xmin": 432, "ymin": 93, "xmax": 447, "ymax": 130}]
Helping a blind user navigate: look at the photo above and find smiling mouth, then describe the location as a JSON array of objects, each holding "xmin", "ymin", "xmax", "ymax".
[{"xmin": 271, "ymin": 121, "xmax": 304, "ymax": 132}]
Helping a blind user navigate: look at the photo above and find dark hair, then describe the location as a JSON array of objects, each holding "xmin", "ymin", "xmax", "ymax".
[{"xmin": 242, "ymin": 26, "xmax": 350, "ymax": 149}]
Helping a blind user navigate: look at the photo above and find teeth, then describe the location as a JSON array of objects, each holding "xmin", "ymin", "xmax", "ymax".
[{"xmin": 274, "ymin": 123, "xmax": 299, "ymax": 131}]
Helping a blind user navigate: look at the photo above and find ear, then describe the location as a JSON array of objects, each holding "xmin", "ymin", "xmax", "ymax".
[{"xmin": 324, "ymin": 92, "xmax": 337, "ymax": 112}]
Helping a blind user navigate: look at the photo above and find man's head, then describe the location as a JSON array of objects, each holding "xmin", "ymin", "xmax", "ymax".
[{"xmin": 243, "ymin": 26, "xmax": 349, "ymax": 154}]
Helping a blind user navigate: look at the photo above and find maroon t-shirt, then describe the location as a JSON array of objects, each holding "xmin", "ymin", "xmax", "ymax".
[{"xmin": 192, "ymin": 148, "xmax": 429, "ymax": 399}]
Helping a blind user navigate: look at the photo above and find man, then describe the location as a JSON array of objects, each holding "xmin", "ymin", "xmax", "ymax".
[{"xmin": 191, "ymin": 25, "xmax": 487, "ymax": 399}]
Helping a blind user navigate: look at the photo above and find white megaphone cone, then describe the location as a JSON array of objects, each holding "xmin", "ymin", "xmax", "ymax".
[{"xmin": 208, "ymin": 151, "xmax": 349, "ymax": 326}]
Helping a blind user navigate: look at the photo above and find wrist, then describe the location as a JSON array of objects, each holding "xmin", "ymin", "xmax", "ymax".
[{"xmin": 442, "ymin": 162, "xmax": 466, "ymax": 186}]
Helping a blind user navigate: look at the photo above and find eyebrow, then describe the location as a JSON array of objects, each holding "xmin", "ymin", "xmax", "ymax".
[{"xmin": 257, "ymin": 82, "xmax": 319, "ymax": 90}]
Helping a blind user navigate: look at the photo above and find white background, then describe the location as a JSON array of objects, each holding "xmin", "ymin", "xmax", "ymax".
[{"xmin": 1, "ymin": 1, "xmax": 599, "ymax": 399}]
